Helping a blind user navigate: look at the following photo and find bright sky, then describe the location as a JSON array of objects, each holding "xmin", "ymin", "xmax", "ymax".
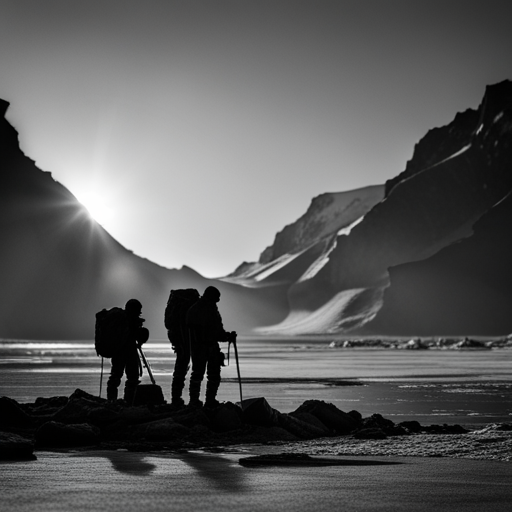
[{"xmin": 1, "ymin": 1, "xmax": 511, "ymax": 277}]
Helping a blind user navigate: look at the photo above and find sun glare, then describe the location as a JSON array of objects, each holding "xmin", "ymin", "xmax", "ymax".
[{"xmin": 76, "ymin": 190, "xmax": 114, "ymax": 227}]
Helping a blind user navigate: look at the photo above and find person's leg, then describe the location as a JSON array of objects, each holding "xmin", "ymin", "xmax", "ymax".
[
  {"xmin": 171, "ymin": 342, "xmax": 190, "ymax": 406},
  {"xmin": 205, "ymin": 344, "xmax": 222, "ymax": 408},
  {"xmin": 123, "ymin": 346, "xmax": 141, "ymax": 405},
  {"xmin": 189, "ymin": 342, "xmax": 207, "ymax": 406},
  {"xmin": 107, "ymin": 354, "xmax": 126, "ymax": 401}
]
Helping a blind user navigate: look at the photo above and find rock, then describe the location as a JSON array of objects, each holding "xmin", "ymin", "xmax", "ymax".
[
  {"xmin": 292, "ymin": 400, "xmax": 360, "ymax": 434},
  {"xmin": 129, "ymin": 418, "xmax": 190, "ymax": 441},
  {"xmin": 171, "ymin": 407, "xmax": 211, "ymax": 429},
  {"xmin": 290, "ymin": 412, "xmax": 331, "ymax": 435},
  {"xmin": 398, "ymin": 420, "xmax": 422, "ymax": 433},
  {"xmin": 423, "ymin": 424, "xmax": 469, "ymax": 434},
  {"xmin": 35, "ymin": 421, "xmax": 100, "ymax": 447},
  {"xmin": 241, "ymin": 397, "xmax": 280, "ymax": 427},
  {"xmin": 53, "ymin": 397, "xmax": 106, "ymax": 424},
  {"xmin": 0, "ymin": 396, "xmax": 34, "ymax": 429},
  {"xmin": 353, "ymin": 427, "xmax": 387, "ymax": 439},
  {"xmin": 348, "ymin": 410, "xmax": 363, "ymax": 423},
  {"xmin": 208, "ymin": 403, "xmax": 243, "ymax": 432},
  {"xmin": 0, "ymin": 432, "xmax": 36, "ymax": 460},
  {"xmin": 278, "ymin": 413, "xmax": 330, "ymax": 440},
  {"xmin": 360, "ymin": 413, "xmax": 407, "ymax": 435}
]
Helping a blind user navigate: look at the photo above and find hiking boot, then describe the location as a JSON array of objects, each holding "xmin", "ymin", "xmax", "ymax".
[
  {"xmin": 188, "ymin": 379, "xmax": 203, "ymax": 408},
  {"xmin": 205, "ymin": 398, "xmax": 221, "ymax": 408},
  {"xmin": 107, "ymin": 387, "xmax": 118, "ymax": 402},
  {"xmin": 205, "ymin": 380, "xmax": 221, "ymax": 408},
  {"xmin": 171, "ymin": 375, "xmax": 186, "ymax": 407},
  {"xmin": 171, "ymin": 397, "xmax": 185, "ymax": 408}
]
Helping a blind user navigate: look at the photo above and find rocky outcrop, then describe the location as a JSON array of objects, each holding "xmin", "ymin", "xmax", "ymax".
[{"xmin": 1, "ymin": 390, "xmax": 487, "ymax": 460}]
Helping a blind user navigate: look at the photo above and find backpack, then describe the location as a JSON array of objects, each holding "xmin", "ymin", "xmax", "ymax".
[
  {"xmin": 94, "ymin": 307, "xmax": 129, "ymax": 358},
  {"xmin": 164, "ymin": 288, "xmax": 200, "ymax": 350}
]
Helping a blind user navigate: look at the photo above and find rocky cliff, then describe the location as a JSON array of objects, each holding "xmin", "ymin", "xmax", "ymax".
[{"xmin": 245, "ymin": 80, "xmax": 512, "ymax": 335}]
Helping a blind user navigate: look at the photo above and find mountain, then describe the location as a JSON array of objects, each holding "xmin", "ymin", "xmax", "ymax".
[
  {"xmin": 2, "ymin": 79, "xmax": 512, "ymax": 340},
  {"xmin": 365, "ymin": 189, "xmax": 512, "ymax": 336},
  {"xmin": 229, "ymin": 80, "xmax": 512, "ymax": 336},
  {"xmin": 0, "ymin": 99, "xmax": 289, "ymax": 340}
]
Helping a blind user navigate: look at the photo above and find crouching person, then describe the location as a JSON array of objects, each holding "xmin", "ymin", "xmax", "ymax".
[{"xmin": 186, "ymin": 286, "xmax": 236, "ymax": 408}]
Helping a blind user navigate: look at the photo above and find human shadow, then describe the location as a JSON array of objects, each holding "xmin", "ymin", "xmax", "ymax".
[
  {"xmin": 72, "ymin": 450, "xmax": 157, "ymax": 476},
  {"xmin": 175, "ymin": 450, "xmax": 249, "ymax": 493}
]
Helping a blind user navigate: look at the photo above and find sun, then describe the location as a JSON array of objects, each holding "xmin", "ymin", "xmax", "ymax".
[{"xmin": 76, "ymin": 190, "xmax": 114, "ymax": 227}]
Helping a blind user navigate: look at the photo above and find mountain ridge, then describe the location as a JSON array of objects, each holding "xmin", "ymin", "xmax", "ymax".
[{"xmin": 2, "ymin": 80, "xmax": 512, "ymax": 339}]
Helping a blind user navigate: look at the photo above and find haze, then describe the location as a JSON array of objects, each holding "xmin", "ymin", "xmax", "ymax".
[{"xmin": 1, "ymin": 0, "xmax": 511, "ymax": 277}]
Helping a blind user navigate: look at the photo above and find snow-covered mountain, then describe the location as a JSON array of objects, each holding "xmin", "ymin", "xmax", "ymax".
[
  {"xmin": 228, "ymin": 80, "xmax": 512, "ymax": 336},
  {"xmin": 2, "ymin": 79, "xmax": 512, "ymax": 339}
]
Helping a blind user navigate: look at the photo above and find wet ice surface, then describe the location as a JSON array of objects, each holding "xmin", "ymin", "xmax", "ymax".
[
  {"xmin": 0, "ymin": 337, "xmax": 511, "ymax": 424},
  {"xmin": 1, "ymin": 450, "xmax": 512, "ymax": 512},
  {"xmin": 1, "ymin": 339, "xmax": 512, "ymax": 512}
]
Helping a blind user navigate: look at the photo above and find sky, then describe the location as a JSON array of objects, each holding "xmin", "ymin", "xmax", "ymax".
[{"xmin": 1, "ymin": 1, "xmax": 511, "ymax": 278}]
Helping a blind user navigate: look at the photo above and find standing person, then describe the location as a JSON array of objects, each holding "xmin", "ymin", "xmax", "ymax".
[
  {"xmin": 106, "ymin": 298, "xmax": 148, "ymax": 404},
  {"xmin": 164, "ymin": 288, "xmax": 200, "ymax": 407},
  {"xmin": 186, "ymin": 286, "xmax": 236, "ymax": 408}
]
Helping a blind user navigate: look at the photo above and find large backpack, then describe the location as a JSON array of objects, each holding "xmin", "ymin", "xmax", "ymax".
[
  {"xmin": 94, "ymin": 307, "xmax": 129, "ymax": 358},
  {"xmin": 164, "ymin": 288, "xmax": 200, "ymax": 350}
]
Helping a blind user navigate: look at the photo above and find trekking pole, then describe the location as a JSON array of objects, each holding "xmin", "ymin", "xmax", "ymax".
[
  {"xmin": 232, "ymin": 334, "xmax": 243, "ymax": 408},
  {"xmin": 99, "ymin": 356, "xmax": 104, "ymax": 398},
  {"xmin": 137, "ymin": 346, "xmax": 156, "ymax": 385}
]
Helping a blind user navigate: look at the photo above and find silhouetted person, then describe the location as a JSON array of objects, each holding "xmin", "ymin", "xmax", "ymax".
[
  {"xmin": 107, "ymin": 298, "xmax": 148, "ymax": 404},
  {"xmin": 186, "ymin": 286, "xmax": 236, "ymax": 407},
  {"xmin": 165, "ymin": 289, "xmax": 200, "ymax": 407}
]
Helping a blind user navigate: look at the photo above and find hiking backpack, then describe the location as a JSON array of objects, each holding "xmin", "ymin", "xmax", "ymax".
[
  {"xmin": 164, "ymin": 288, "xmax": 200, "ymax": 350},
  {"xmin": 94, "ymin": 307, "xmax": 129, "ymax": 358}
]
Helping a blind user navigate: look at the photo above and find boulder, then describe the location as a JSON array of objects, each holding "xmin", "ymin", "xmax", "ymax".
[
  {"xmin": 35, "ymin": 421, "xmax": 100, "ymax": 447},
  {"xmin": 208, "ymin": 402, "xmax": 243, "ymax": 432},
  {"xmin": 292, "ymin": 400, "xmax": 360, "ymax": 434},
  {"xmin": 398, "ymin": 420, "xmax": 422, "ymax": 433},
  {"xmin": 353, "ymin": 427, "xmax": 388, "ymax": 439},
  {"xmin": 0, "ymin": 432, "xmax": 36, "ymax": 460},
  {"xmin": 423, "ymin": 424, "xmax": 469, "ymax": 434},
  {"xmin": 0, "ymin": 397, "xmax": 34, "ymax": 429},
  {"xmin": 359, "ymin": 413, "xmax": 408, "ymax": 436},
  {"xmin": 171, "ymin": 407, "xmax": 211, "ymax": 429},
  {"xmin": 241, "ymin": 397, "xmax": 280, "ymax": 427},
  {"xmin": 278, "ymin": 413, "xmax": 330, "ymax": 439},
  {"xmin": 129, "ymin": 417, "xmax": 190, "ymax": 441},
  {"xmin": 290, "ymin": 412, "xmax": 331, "ymax": 435}
]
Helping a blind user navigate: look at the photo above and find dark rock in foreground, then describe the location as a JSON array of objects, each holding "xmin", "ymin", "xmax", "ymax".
[{"xmin": 0, "ymin": 389, "xmax": 505, "ymax": 461}]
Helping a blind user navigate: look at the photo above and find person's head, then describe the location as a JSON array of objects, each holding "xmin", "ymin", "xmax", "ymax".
[
  {"xmin": 125, "ymin": 298, "xmax": 142, "ymax": 316},
  {"xmin": 203, "ymin": 286, "xmax": 221, "ymax": 303}
]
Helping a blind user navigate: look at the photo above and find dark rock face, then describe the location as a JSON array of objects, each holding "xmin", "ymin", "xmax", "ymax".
[
  {"xmin": 368, "ymin": 190, "xmax": 512, "ymax": 335},
  {"xmin": 253, "ymin": 80, "xmax": 512, "ymax": 335}
]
